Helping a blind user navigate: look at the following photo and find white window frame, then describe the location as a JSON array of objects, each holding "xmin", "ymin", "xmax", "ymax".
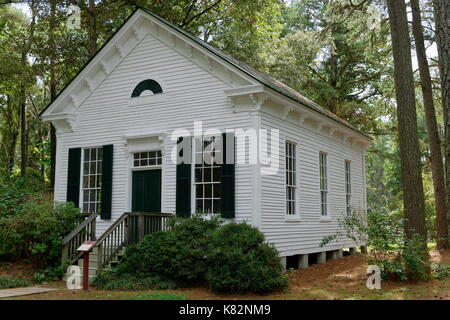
[
  {"xmin": 285, "ymin": 141, "xmax": 297, "ymax": 216},
  {"xmin": 132, "ymin": 150, "xmax": 162, "ymax": 169},
  {"xmin": 191, "ymin": 135, "xmax": 222, "ymax": 215},
  {"xmin": 80, "ymin": 147, "xmax": 103, "ymax": 214},
  {"xmin": 127, "ymin": 148, "xmax": 164, "ymax": 213},
  {"xmin": 345, "ymin": 160, "xmax": 352, "ymax": 214},
  {"xmin": 319, "ymin": 151, "xmax": 330, "ymax": 219}
]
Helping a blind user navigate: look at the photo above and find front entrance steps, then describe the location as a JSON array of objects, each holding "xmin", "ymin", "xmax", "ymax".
[
  {"xmin": 63, "ymin": 247, "xmax": 126, "ymax": 284},
  {"xmin": 61, "ymin": 213, "xmax": 172, "ymax": 285}
]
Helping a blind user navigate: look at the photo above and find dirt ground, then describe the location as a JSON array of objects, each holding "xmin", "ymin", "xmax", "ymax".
[
  {"xmin": 0, "ymin": 261, "xmax": 34, "ymax": 279},
  {"xmin": 2, "ymin": 250, "xmax": 450, "ymax": 300}
]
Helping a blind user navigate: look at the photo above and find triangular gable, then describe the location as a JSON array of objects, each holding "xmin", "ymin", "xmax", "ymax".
[
  {"xmin": 40, "ymin": 8, "xmax": 254, "ymax": 119},
  {"xmin": 41, "ymin": 7, "xmax": 370, "ymax": 142}
]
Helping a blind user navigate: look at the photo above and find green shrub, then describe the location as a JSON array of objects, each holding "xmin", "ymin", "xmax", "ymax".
[
  {"xmin": 432, "ymin": 264, "xmax": 450, "ymax": 280},
  {"xmin": 0, "ymin": 173, "xmax": 47, "ymax": 218},
  {"xmin": 0, "ymin": 174, "xmax": 83, "ymax": 271},
  {"xmin": 0, "ymin": 276, "xmax": 31, "ymax": 289},
  {"xmin": 118, "ymin": 213, "xmax": 222, "ymax": 284},
  {"xmin": 206, "ymin": 223, "xmax": 288, "ymax": 293},
  {"xmin": 94, "ymin": 215, "xmax": 288, "ymax": 294},
  {"xmin": 321, "ymin": 203, "xmax": 431, "ymax": 281},
  {"xmin": 93, "ymin": 269, "xmax": 179, "ymax": 290},
  {"xmin": 33, "ymin": 266, "xmax": 65, "ymax": 283},
  {"xmin": 401, "ymin": 235, "xmax": 431, "ymax": 281},
  {"xmin": 129, "ymin": 292, "xmax": 186, "ymax": 300},
  {"xmin": 0, "ymin": 194, "xmax": 83, "ymax": 268}
]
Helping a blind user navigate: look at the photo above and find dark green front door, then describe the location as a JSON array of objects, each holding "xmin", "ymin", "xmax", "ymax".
[{"xmin": 132, "ymin": 169, "xmax": 162, "ymax": 212}]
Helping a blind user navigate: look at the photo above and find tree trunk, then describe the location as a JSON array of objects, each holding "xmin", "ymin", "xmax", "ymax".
[
  {"xmin": 433, "ymin": 0, "xmax": 450, "ymax": 243},
  {"xmin": 5, "ymin": 95, "xmax": 17, "ymax": 178},
  {"xmin": 328, "ymin": 50, "xmax": 338, "ymax": 114},
  {"xmin": 328, "ymin": 25, "xmax": 339, "ymax": 115},
  {"xmin": 50, "ymin": 0, "xmax": 57, "ymax": 188},
  {"xmin": 386, "ymin": 0, "xmax": 427, "ymax": 241},
  {"xmin": 8, "ymin": 133, "xmax": 17, "ymax": 178},
  {"xmin": 88, "ymin": 0, "xmax": 98, "ymax": 56},
  {"xmin": 18, "ymin": 0, "xmax": 37, "ymax": 177},
  {"xmin": 20, "ymin": 52, "xmax": 27, "ymax": 177},
  {"xmin": 411, "ymin": 0, "xmax": 449, "ymax": 249}
]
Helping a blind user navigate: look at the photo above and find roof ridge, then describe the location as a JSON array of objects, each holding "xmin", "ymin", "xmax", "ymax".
[
  {"xmin": 136, "ymin": 6, "xmax": 369, "ymax": 139},
  {"xmin": 40, "ymin": 5, "xmax": 369, "ymax": 139}
]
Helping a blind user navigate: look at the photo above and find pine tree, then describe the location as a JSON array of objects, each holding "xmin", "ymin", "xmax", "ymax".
[
  {"xmin": 411, "ymin": 0, "xmax": 448, "ymax": 249},
  {"xmin": 386, "ymin": 0, "xmax": 427, "ymax": 242}
]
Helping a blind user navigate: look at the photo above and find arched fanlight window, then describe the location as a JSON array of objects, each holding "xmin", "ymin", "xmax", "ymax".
[{"xmin": 131, "ymin": 79, "xmax": 163, "ymax": 98}]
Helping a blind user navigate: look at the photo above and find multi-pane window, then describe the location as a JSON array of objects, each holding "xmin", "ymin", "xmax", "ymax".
[
  {"xmin": 133, "ymin": 151, "xmax": 162, "ymax": 167},
  {"xmin": 286, "ymin": 141, "xmax": 296, "ymax": 215},
  {"xmin": 345, "ymin": 160, "xmax": 351, "ymax": 213},
  {"xmin": 82, "ymin": 147, "xmax": 103, "ymax": 213},
  {"xmin": 194, "ymin": 136, "xmax": 221, "ymax": 214},
  {"xmin": 319, "ymin": 152, "xmax": 328, "ymax": 216}
]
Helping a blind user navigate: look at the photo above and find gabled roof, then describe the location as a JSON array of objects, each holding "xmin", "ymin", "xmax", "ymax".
[
  {"xmin": 137, "ymin": 7, "xmax": 369, "ymax": 139},
  {"xmin": 39, "ymin": 8, "xmax": 139, "ymax": 117},
  {"xmin": 41, "ymin": 6, "xmax": 370, "ymax": 140}
]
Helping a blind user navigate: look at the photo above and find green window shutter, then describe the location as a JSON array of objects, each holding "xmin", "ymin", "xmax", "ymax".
[
  {"xmin": 66, "ymin": 148, "xmax": 81, "ymax": 207},
  {"xmin": 176, "ymin": 137, "xmax": 191, "ymax": 217},
  {"xmin": 220, "ymin": 132, "xmax": 235, "ymax": 218},
  {"xmin": 101, "ymin": 144, "xmax": 113, "ymax": 220}
]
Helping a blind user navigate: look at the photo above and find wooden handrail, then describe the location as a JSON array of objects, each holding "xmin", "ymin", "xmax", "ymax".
[
  {"xmin": 95, "ymin": 212, "xmax": 172, "ymax": 243},
  {"xmin": 126, "ymin": 212, "xmax": 173, "ymax": 217},
  {"xmin": 62, "ymin": 213, "xmax": 98, "ymax": 245},
  {"xmin": 94, "ymin": 212, "xmax": 173, "ymax": 273},
  {"xmin": 61, "ymin": 212, "xmax": 173, "ymax": 273},
  {"xmin": 95, "ymin": 212, "xmax": 129, "ymax": 244},
  {"xmin": 61, "ymin": 213, "xmax": 97, "ymax": 267}
]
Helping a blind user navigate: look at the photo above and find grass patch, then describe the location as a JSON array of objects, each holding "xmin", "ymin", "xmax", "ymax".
[
  {"xmin": 432, "ymin": 264, "xmax": 450, "ymax": 280},
  {"xmin": 0, "ymin": 276, "xmax": 32, "ymax": 289},
  {"xmin": 93, "ymin": 271, "xmax": 180, "ymax": 291},
  {"xmin": 128, "ymin": 292, "xmax": 187, "ymax": 300}
]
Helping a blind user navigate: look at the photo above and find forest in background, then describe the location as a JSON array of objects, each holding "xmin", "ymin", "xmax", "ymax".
[{"xmin": 0, "ymin": 0, "xmax": 449, "ymax": 259}]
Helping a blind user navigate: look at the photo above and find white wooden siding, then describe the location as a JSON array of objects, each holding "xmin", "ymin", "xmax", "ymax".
[
  {"xmin": 54, "ymin": 33, "xmax": 254, "ymax": 236},
  {"xmin": 53, "ymin": 25, "xmax": 368, "ymax": 255},
  {"xmin": 260, "ymin": 112, "xmax": 366, "ymax": 256}
]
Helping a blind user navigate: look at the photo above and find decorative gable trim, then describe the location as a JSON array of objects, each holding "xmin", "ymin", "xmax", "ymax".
[
  {"xmin": 41, "ymin": 11, "xmax": 146, "ymax": 119},
  {"xmin": 138, "ymin": 14, "xmax": 253, "ymax": 88},
  {"xmin": 40, "ymin": 9, "xmax": 254, "ymax": 122},
  {"xmin": 40, "ymin": 8, "xmax": 370, "ymax": 145},
  {"xmin": 42, "ymin": 112, "xmax": 77, "ymax": 133},
  {"xmin": 225, "ymin": 85, "xmax": 371, "ymax": 150}
]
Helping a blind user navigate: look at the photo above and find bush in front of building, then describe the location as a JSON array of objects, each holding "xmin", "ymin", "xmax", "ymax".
[
  {"xmin": 0, "ymin": 276, "xmax": 32, "ymax": 289},
  {"xmin": 0, "ymin": 186, "xmax": 84, "ymax": 269},
  {"xmin": 320, "ymin": 204, "xmax": 431, "ymax": 281},
  {"xmin": 94, "ymin": 214, "xmax": 288, "ymax": 293},
  {"xmin": 92, "ymin": 270, "xmax": 179, "ymax": 290},
  {"xmin": 206, "ymin": 223, "xmax": 288, "ymax": 293},
  {"xmin": 95, "ymin": 213, "xmax": 222, "ymax": 288}
]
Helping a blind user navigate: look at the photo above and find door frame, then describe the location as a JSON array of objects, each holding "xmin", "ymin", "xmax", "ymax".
[
  {"xmin": 131, "ymin": 168, "xmax": 162, "ymax": 212},
  {"xmin": 127, "ymin": 148, "xmax": 165, "ymax": 213}
]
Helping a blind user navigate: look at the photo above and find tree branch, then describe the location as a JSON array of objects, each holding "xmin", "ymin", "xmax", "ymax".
[
  {"xmin": 182, "ymin": 0, "xmax": 198, "ymax": 26},
  {"xmin": 180, "ymin": 0, "xmax": 223, "ymax": 28},
  {"xmin": 306, "ymin": 64, "xmax": 327, "ymax": 83}
]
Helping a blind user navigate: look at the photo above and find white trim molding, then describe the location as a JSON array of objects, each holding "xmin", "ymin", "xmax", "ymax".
[
  {"xmin": 42, "ymin": 112, "xmax": 77, "ymax": 133},
  {"xmin": 224, "ymin": 85, "xmax": 371, "ymax": 150}
]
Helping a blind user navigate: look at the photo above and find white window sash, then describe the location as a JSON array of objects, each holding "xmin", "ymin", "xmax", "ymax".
[
  {"xmin": 81, "ymin": 147, "xmax": 103, "ymax": 214},
  {"xmin": 193, "ymin": 135, "xmax": 222, "ymax": 214},
  {"xmin": 319, "ymin": 152, "xmax": 328, "ymax": 216},
  {"xmin": 286, "ymin": 141, "xmax": 297, "ymax": 215}
]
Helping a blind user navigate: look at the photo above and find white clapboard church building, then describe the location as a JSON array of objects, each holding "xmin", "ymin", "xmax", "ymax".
[{"xmin": 41, "ymin": 7, "xmax": 371, "ymax": 273}]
